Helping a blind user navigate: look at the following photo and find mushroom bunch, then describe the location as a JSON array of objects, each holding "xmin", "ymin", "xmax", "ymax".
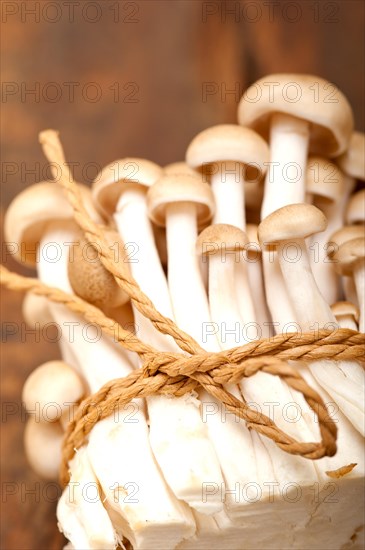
[{"xmin": 4, "ymin": 74, "xmax": 365, "ymax": 550}]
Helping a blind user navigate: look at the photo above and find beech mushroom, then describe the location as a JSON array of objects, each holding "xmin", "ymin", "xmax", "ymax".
[
  {"xmin": 332, "ymin": 237, "xmax": 365, "ymax": 332},
  {"xmin": 331, "ymin": 301, "xmax": 359, "ymax": 330},
  {"xmin": 306, "ymin": 156, "xmax": 344, "ymax": 304},
  {"xmin": 238, "ymin": 75, "xmax": 353, "ymax": 212},
  {"xmin": 238, "ymin": 74, "xmax": 354, "ymax": 332},
  {"xmin": 186, "ymin": 124, "xmax": 269, "ymax": 228},
  {"xmin": 346, "ymin": 189, "xmax": 365, "ymax": 225},
  {"xmin": 57, "ymin": 446, "xmax": 117, "ymax": 550},
  {"xmin": 245, "ymin": 224, "xmax": 272, "ymax": 337},
  {"xmin": 147, "ymin": 172, "xmax": 215, "ymax": 340},
  {"xmin": 93, "ymin": 159, "xmax": 224, "ymax": 514},
  {"xmin": 164, "ymin": 161, "xmax": 197, "ymax": 177},
  {"xmin": 329, "ymin": 225, "xmax": 364, "ymax": 306},
  {"xmin": 22, "ymin": 360, "xmax": 84, "ymax": 423},
  {"xmin": 337, "ymin": 131, "xmax": 365, "ymax": 183},
  {"xmin": 163, "ymin": 161, "xmax": 209, "ymax": 285},
  {"xmin": 22, "ymin": 292, "xmax": 53, "ymax": 327},
  {"xmin": 186, "ymin": 124, "xmax": 270, "ymax": 329},
  {"xmin": 22, "ymin": 291, "xmax": 77, "ymax": 366},
  {"xmin": 149, "ymin": 176, "xmax": 264, "ymax": 526},
  {"xmin": 258, "ymin": 203, "xmax": 364, "ymax": 434},
  {"xmin": 24, "ymin": 417, "xmax": 64, "ymax": 480},
  {"xmin": 68, "ymin": 232, "xmax": 129, "ymax": 310}
]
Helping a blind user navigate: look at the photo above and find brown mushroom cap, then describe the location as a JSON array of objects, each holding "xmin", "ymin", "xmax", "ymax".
[
  {"xmin": 329, "ymin": 225, "xmax": 365, "ymax": 256},
  {"xmin": 186, "ymin": 124, "xmax": 269, "ymax": 182},
  {"xmin": 92, "ymin": 158, "xmax": 163, "ymax": 217},
  {"xmin": 22, "ymin": 360, "xmax": 84, "ymax": 421},
  {"xmin": 331, "ymin": 301, "xmax": 360, "ymax": 323},
  {"xmin": 238, "ymin": 74, "xmax": 354, "ymax": 157},
  {"xmin": 196, "ymin": 224, "xmax": 249, "ymax": 256},
  {"xmin": 337, "ymin": 131, "xmax": 365, "ymax": 181},
  {"xmin": 258, "ymin": 204, "xmax": 327, "ymax": 246},
  {"xmin": 346, "ymin": 190, "xmax": 365, "ymax": 225},
  {"xmin": 4, "ymin": 182, "xmax": 101, "ymax": 266},
  {"xmin": 164, "ymin": 162, "xmax": 197, "ymax": 177},
  {"xmin": 332, "ymin": 237, "xmax": 365, "ymax": 276},
  {"xmin": 24, "ymin": 418, "xmax": 63, "ymax": 480},
  {"xmin": 68, "ymin": 230, "xmax": 129, "ymax": 308},
  {"xmin": 147, "ymin": 173, "xmax": 215, "ymax": 227},
  {"xmin": 22, "ymin": 292, "xmax": 53, "ymax": 328},
  {"xmin": 306, "ymin": 156, "xmax": 344, "ymax": 202}
]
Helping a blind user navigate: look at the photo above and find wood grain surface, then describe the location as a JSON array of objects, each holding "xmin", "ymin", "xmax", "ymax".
[{"xmin": 1, "ymin": 1, "xmax": 364, "ymax": 548}]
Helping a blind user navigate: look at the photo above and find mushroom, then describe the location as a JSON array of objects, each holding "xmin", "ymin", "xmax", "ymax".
[
  {"xmin": 332, "ymin": 237, "xmax": 365, "ymax": 332},
  {"xmin": 186, "ymin": 124, "xmax": 269, "ymax": 228},
  {"xmin": 92, "ymin": 159, "xmax": 224, "ymax": 514},
  {"xmin": 306, "ymin": 156, "xmax": 344, "ymax": 304},
  {"xmin": 196, "ymin": 223, "xmax": 319, "ymax": 524},
  {"xmin": 337, "ymin": 130, "xmax": 365, "ymax": 184},
  {"xmin": 6, "ymin": 180, "xmax": 193, "ymax": 546},
  {"xmin": 346, "ymin": 189, "xmax": 365, "ymax": 225},
  {"xmin": 238, "ymin": 76, "xmax": 353, "ymax": 213},
  {"xmin": 22, "ymin": 360, "xmax": 84, "ymax": 423},
  {"xmin": 245, "ymin": 224, "xmax": 272, "ymax": 337},
  {"xmin": 331, "ymin": 301, "xmax": 359, "ymax": 330},
  {"xmin": 186, "ymin": 124, "xmax": 270, "ymax": 329},
  {"xmin": 258, "ymin": 203, "xmax": 364, "ymax": 434},
  {"xmin": 147, "ymin": 172, "xmax": 215, "ymax": 341},
  {"xmin": 57, "ymin": 446, "xmax": 117, "ymax": 550},
  {"xmin": 163, "ymin": 161, "xmax": 209, "ymax": 285},
  {"xmin": 329, "ymin": 225, "xmax": 364, "ymax": 306},
  {"xmin": 22, "ymin": 291, "xmax": 77, "ymax": 366},
  {"xmin": 148, "ymin": 176, "xmax": 262, "ymax": 525},
  {"xmin": 68, "ymin": 232, "xmax": 129, "ymax": 311},
  {"xmin": 164, "ymin": 161, "xmax": 197, "ymax": 177},
  {"xmin": 238, "ymin": 74, "xmax": 354, "ymax": 332},
  {"xmin": 22, "ymin": 292, "xmax": 53, "ymax": 327},
  {"xmin": 24, "ymin": 417, "xmax": 64, "ymax": 480}
]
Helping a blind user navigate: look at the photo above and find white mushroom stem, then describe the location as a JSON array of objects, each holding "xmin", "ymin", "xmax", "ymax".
[
  {"xmin": 353, "ymin": 262, "xmax": 365, "ymax": 332},
  {"xmin": 308, "ymin": 171, "xmax": 355, "ymax": 305},
  {"xmin": 38, "ymin": 223, "xmax": 195, "ymax": 548},
  {"xmin": 339, "ymin": 175, "xmax": 358, "ymax": 303},
  {"xmin": 209, "ymin": 163, "xmax": 259, "ymax": 328},
  {"xmin": 245, "ymin": 250, "xmax": 271, "ymax": 338},
  {"xmin": 276, "ymin": 239, "xmax": 365, "ymax": 434},
  {"xmin": 309, "ymin": 199, "xmax": 342, "ymax": 305},
  {"xmin": 261, "ymin": 113, "xmax": 310, "ymax": 332},
  {"xmin": 207, "ymin": 251, "xmax": 319, "ymax": 515},
  {"xmin": 343, "ymin": 277, "xmax": 358, "ymax": 306},
  {"xmin": 262, "ymin": 257, "xmax": 297, "ymax": 332},
  {"xmin": 210, "ymin": 162, "xmax": 245, "ymax": 228},
  {"xmin": 262, "ymin": 113, "xmax": 310, "ymax": 217},
  {"xmin": 166, "ymin": 203, "xmax": 210, "ymax": 342},
  {"xmin": 57, "ymin": 447, "xmax": 117, "ymax": 550},
  {"xmin": 340, "ymin": 314, "xmax": 358, "ymax": 330},
  {"xmin": 114, "ymin": 188, "xmax": 225, "ymax": 514}
]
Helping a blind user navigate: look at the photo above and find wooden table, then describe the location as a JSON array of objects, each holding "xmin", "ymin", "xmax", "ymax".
[{"xmin": 1, "ymin": 1, "xmax": 364, "ymax": 548}]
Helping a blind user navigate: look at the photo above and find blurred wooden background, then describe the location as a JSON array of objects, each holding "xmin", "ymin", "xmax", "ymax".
[{"xmin": 1, "ymin": 1, "xmax": 364, "ymax": 548}]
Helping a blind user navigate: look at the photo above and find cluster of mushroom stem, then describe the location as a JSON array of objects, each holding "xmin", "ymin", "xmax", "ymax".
[{"xmin": 4, "ymin": 73, "xmax": 365, "ymax": 550}]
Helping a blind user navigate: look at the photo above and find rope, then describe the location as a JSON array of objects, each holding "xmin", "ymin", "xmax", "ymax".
[
  {"xmin": 1, "ymin": 129, "xmax": 363, "ymax": 487},
  {"xmin": 2, "ymin": 266, "xmax": 364, "ymax": 486}
]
